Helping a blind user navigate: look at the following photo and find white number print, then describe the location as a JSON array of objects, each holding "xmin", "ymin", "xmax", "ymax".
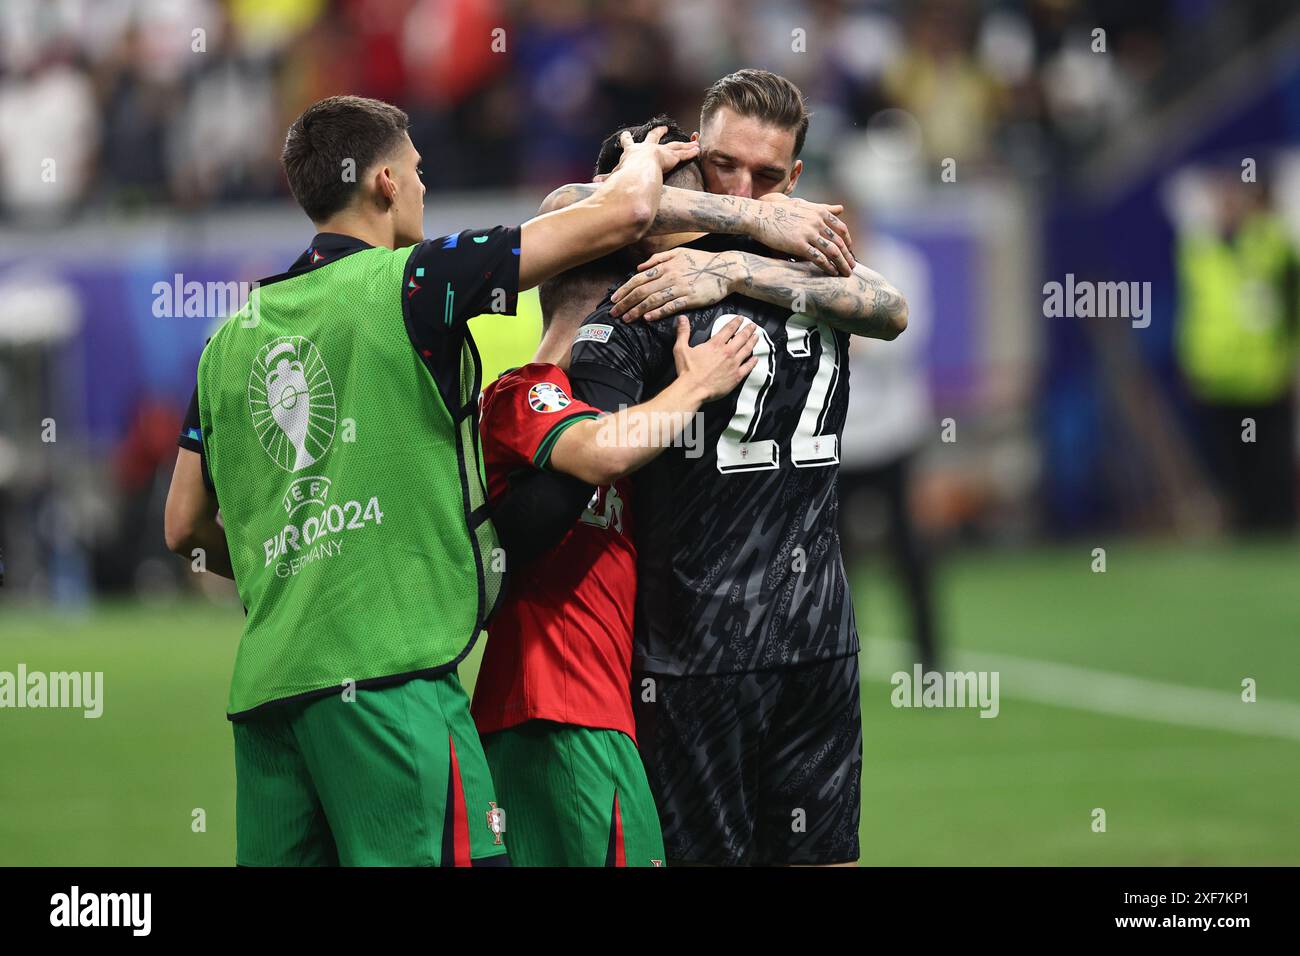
[{"xmin": 714, "ymin": 313, "xmax": 841, "ymax": 474}]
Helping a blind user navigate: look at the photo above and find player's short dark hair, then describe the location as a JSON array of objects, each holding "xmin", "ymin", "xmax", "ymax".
[
  {"xmin": 281, "ymin": 95, "xmax": 410, "ymax": 223},
  {"xmin": 594, "ymin": 114, "xmax": 700, "ymax": 187},
  {"xmin": 539, "ymin": 115, "xmax": 701, "ymax": 335},
  {"xmin": 701, "ymin": 69, "xmax": 809, "ymax": 158}
]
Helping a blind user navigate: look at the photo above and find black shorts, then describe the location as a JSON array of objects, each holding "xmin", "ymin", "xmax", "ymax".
[{"xmin": 632, "ymin": 654, "xmax": 862, "ymax": 866}]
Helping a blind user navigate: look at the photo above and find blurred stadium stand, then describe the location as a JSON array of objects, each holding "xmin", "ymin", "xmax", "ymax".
[{"xmin": 2, "ymin": 0, "xmax": 1300, "ymax": 600}]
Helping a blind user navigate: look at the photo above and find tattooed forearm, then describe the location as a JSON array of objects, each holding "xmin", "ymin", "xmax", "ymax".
[
  {"xmin": 542, "ymin": 182, "xmax": 756, "ymax": 235},
  {"xmin": 651, "ymin": 190, "xmax": 756, "ymax": 235},
  {"xmin": 540, "ymin": 183, "xmax": 856, "ymax": 277},
  {"xmin": 730, "ymin": 252, "xmax": 909, "ymax": 340}
]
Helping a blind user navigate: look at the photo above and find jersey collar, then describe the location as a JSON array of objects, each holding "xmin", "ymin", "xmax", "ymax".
[
  {"xmin": 294, "ymin": 233, "xmax": 374, "ymax": 270},
  {"xmin": 258, "ymin": 232, "xmax": 375, "ymax": 288}
]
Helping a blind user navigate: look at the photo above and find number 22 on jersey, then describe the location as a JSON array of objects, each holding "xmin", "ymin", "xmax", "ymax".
[{"xmin": 714, "ymin": 313, "xmax": 842, "ymax": 474}]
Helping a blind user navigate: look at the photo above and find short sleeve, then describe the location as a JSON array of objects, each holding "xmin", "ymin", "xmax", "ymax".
[
  {"xmin": 481, "ymin": 364, "xmax": 603, "ymax": 471},
  {"xmin": 177, "ymin": 386, "xmax": 203, "ymax": 453},
  {"xmin": 177, "ymin": 382, "xmax": 215, "ymax": 493},
  {"xmin": 404, "ymin": 225, "xmax": 522, "ymax": 337}
]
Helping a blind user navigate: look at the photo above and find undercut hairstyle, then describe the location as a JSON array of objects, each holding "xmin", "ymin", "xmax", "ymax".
[
  {"xmin": 700, "ymin": 69, "xmax": 810, "ymax": 157},
  {"xmin": 281, "ymin": 95, "xmax": 410, "ymax": 223},
  {"xmin": 594, "ymin": 114, "xmax": 701, "ymax": 189}
]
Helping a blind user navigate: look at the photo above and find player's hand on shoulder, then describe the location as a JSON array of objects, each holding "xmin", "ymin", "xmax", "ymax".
[
  {"xmin": 753, "ymin": 192, "xmax": 856, "ymax": 277},
  {"xmin": 672, "ymin": 315, "xmax": 759, "ymax": 402},
  {"xmin": 611, "ymin": 248, "xmax": 742, "ymax": 323}
]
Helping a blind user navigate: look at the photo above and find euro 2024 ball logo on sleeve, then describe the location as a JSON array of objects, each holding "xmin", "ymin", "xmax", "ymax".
[
  {"xmin": 527, "ymin": 381, "xmax": 571, "ymax": 413},
  {"xmin": 250, "ymin": 337, "xmax": 337, "ymax": 472}
]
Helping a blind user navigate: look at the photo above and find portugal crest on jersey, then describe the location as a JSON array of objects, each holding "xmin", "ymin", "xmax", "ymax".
[{"xmin": 527, "ymin": 381, "xmax": 570, "ymax": 413}]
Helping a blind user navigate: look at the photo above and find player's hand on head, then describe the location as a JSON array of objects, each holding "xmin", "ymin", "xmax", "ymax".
[
  {"xmin": 617, "ymin": 126, "xmax": 699, "ymax": 175},
  {"xmin": 672, "ymin": 315, "xmax": 759, "ymax": 402},
  {"xmin": 754, "ymin": 193, "xmax": 855, "ymax": 277},
  {"xmin": 611, "ymin": 248, "xmax": 739, "ymax": 323}
]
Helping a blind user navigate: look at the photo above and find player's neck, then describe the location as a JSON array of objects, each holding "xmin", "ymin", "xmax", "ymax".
[
  {"xmin": 311, "ymin": 212, "xmax": 399, "ymax": 251},
  {"xmin": 532, "ymin": 326, "xmax": 574, "ymax": 371}
]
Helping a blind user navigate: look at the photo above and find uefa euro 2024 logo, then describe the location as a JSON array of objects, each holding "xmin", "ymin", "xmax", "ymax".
[{"xmin": 249, "ymin": 337, "xmax": 337, "ymax": 472}]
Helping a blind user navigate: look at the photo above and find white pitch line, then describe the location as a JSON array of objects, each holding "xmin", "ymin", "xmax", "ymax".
[{"xmin": 862, "ymin": 637, "xmax": 1300, "ymax": 744}]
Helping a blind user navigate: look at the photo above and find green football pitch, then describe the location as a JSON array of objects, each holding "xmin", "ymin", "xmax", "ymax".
[{"xmin": 2, "ymin": 539, "xmax": 1297, "ymax": 866}]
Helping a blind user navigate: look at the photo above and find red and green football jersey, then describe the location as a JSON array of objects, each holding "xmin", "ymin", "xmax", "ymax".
[{"xmin": 473, "ymin": 363, "xmax": 638, "ymax": 740}]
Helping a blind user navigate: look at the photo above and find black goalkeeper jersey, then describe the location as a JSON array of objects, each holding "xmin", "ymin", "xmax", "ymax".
[{"xmin": 569, "ymin": 276, "xmax": 858, "ymax": 676}]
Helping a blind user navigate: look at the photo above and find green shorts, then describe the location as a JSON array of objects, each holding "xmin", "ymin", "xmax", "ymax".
[
  {"xmin": 481, "ymin": 720, "xmax": 665, "ymax": 867},
  {"xmin": 232, "ymin": 673, "xmax": 507, "ymax": 866}
]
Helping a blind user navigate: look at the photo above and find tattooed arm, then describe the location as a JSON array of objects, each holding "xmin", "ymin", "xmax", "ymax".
[
  {"xmin": 609, "ymin": 247, "xmax": 908, "ymax": 340},
  {"xmin": 732, "ymin": 254, "xmax": 909, "ymax": 340},
  {"xmin": 539, "ymin": 183, "xmax": 855, "ymax": 277}
]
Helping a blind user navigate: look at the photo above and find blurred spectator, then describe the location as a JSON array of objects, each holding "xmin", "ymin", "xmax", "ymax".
[
  {"xmin": 99, "ymin": 26, "xmax": 180, "ymax": 208},
  {"xmin": 0, "ymin": 0, "xmax": 1250, "ymax": 219},
  {"xmin": 102, "ymin": 398, "xmax": 188, "ymax": 593},
  {"xmin": 0, "ymin": 41, "xmax": 99, "ymax": 221},
  {"xmin": 168, "ymin": 16, "xmax": 280, "ymax": 206},
  {"xmin": 228, "ymin": 0, "xmax": 328, "ymax": 56},
  {"xmin": 1175, "ymin": 171, "xmax": 1300, "ymax": 533},
  {"xmin": 400, "ymin": 0, "xmax": 515, "ymax": 189},
  {"xmin": 591, "ymin": 3, "xmax": 682, "ymax": 144},
  {"xmin": 883, "ymin": 3, "xmax": 999, "ymax": 168}
]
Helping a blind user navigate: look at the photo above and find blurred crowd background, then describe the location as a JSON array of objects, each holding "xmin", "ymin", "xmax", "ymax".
[
  {"xmin": 0, "ymin": 0, "xmax": 1294, "ymax": 218},
  {"xmin": 2, "ymin": 0, "xmax": 1300, "ymax": 614}
]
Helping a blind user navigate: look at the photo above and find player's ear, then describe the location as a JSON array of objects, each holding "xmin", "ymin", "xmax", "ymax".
[
  {"xmin": 376, "ymin": 165, "xmax": 397, "ymax": 208},
  {"xmin": 785, "ymin": 159, "xmax": 803, "ymax": 195}
]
